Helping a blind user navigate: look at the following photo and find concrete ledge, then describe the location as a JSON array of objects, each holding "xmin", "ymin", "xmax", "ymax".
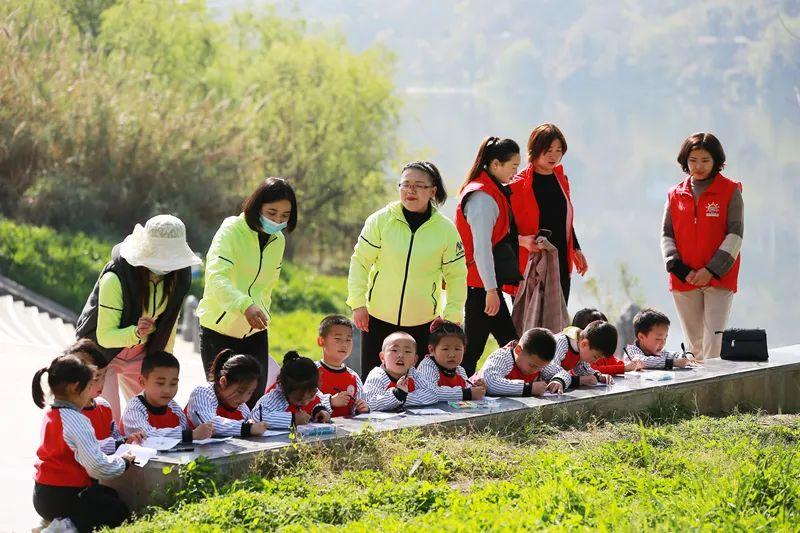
[{"xmin": 107, "ymin": 345, "xmax": 800, "ymax": 511}]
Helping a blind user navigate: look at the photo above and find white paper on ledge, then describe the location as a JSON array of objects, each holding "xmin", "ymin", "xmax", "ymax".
[
  {"xmin": 193, "ymin": 437, "xmax": 232, "ymax": 445},
  {"xmin": 113, "ymin": 444, "xmax": 158, "ymax": 466},
  {"xmin": 352, "ymin": 411, "xmax": 403, "ymax": 420},
  {"xmin": 140, "ymin": 437, "xmax": 181, "ymax": 451},
  {"xmin": 406, "ymin": 408, "xmax": 448, "ymax": 416}
]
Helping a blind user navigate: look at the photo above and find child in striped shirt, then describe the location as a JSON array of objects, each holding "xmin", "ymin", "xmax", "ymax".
[
  {"xmin": 416, "ymin": 319, "xmax": 486, "ymax": 401},
  {"xmin": 363, "ymin": 332, "xmax": 437, "ymax": 411},
  {"xmin": 479, "ymin": 327, "xmax": 568, "ymax": 396},
  {"xmin": 570, "ymin": 309, "xmax": 643, "ymax": 375},
  {"xmin": 624, "ymin": 308, "xmax": 700, "ymax": 369},
  {"xmin": 185, "ymin": 349, "xmax": 270, "ymax": 437},
  {"xmin": 253, "ymin": 351, "xmax": 332, "ymax": 428},
  {"xmin": 553, "ymin": 321, "xmax": 618, "ymax": 387},
  {"xmin": 315, "ymin": 315, "xmax": 369, "ymax": 417},
  {"xmin": 123, "ymin": 351, "xmax": 213, "ymax": 443}
]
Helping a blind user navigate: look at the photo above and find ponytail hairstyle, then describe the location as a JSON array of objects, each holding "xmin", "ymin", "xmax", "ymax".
[
  {"xmin": 208, "ymin": 349, "xmax": 261, "ymax": 387},
  {"xmin": 428, "ymin": 318, "xmax": 467, "ymax": 349},
  {"xmin": 64, "ymin": 338, "xmax": 108, "ymax": 369},
  {"xmin": 401, "ymin": 161, "xmax": 447, "ymax": 205},
  {"xmin": 32, "ymin": 354, "xmax": 94, "ymax": 409},
  {"xmin": 460, "ymin": 136, "xmax": 521, "ymax": 192},
  {"xmin": 279, "ymin": 351, "xmax": 319, "ymax": 399}
]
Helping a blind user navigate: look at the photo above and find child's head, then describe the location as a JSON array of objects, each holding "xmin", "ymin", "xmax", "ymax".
[
  {"xmin": 513, "ymin": 328, "xmax": 557, "ymax": 375},
  {"xmin": 379, "ymin": 332, "xmax": 417, "ymax": 378},
  {"xmin": 64, "ymin": 338, "xmax": 107, "ymax": 402},
  {"xmin": 571, "ymin": 308, "xmax": 609, "ymax": 330},
  {"xmin": 527, "ymin": 123, "xmax": 567, "ymax": 173},
  {"xmin": 427, "ymin": 320, "xmax": 466, "ymax": 370},
  {"xmin": 208, "ymin": 349, "xmax": 261, "ymax": 408},
  {"xmin": 32, "ymin": 354, "xmax": 94, "ymax": 409},
  {"xmin": 461, "ymin": 136, "xmax": 521, "ymax": 189},
  {"xmin": 139, "ymin": 351, "xmax": 181, "ymax": 407},
  {"xmin": 677, "ymin": 132, "xmax": 726, "ymax": 181},
  {"xmin": 242, "ymin": 177, "xmax": 298, "ymax": 234},
  {"xmin": 279, "ymin": 351, "xmax": 319, "ymax": 407},
  {"xmin": 578, "ymin": 321, "xmax": 618, "ymax": 363},
  {"xmin": 634, "ymin": 309, "xmax": 671, "ymax": 355},
  {"xmin": 317, "ymin": 314, "xmax": 355, "ymax": 367}
]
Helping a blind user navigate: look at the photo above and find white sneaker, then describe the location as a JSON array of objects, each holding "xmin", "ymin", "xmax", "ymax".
[{"xmin": 41, "ymin": 518, "xmax": 78, "ymax": 533}]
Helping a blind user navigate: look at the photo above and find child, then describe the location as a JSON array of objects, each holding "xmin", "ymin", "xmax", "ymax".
[
  {"xmin": 32, "ymin": 354, "xmax": 133, "ymax": 532},
  {"xmin": 624, "ymin": 308, "xmax": 700, "ymax": 369},
  {"xmin": 122, "ymin": 351, "xmax": 214, "ymax": 442},
  {"xmin": 416, "ymin": 319, "xmax": 486, "ymax": 401},
  {"xmin": 478, "ymin": 327, "xmax": 568, "ymax": 396},
  {"xmin": 253, "ymin": 351, "xmax": 332, "ymax": 428},
  {"xmin": 554, "ymin": 321, "xmax": 618, "ymax": 386},
  {"xmin": 570, "ymin": 308, "xmax": 643, "ymax": 375},
  {"xmin": 363, "ymin": 332, "xmax": 438, "ymax": 411},
  {"xmin": 185, "ymin": 349, "xmax": 269, "ymax": 437},
  {"xmin": 315, "ymin": 315, "xmax": 369, "ymax": 417}
]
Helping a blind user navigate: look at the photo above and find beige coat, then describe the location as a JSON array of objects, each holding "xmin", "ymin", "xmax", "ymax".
[{"xmin": 511, "ymin": 239, "xmax": 570, "ymax": 335}]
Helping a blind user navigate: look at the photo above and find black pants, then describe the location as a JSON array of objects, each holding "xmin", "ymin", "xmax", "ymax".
[
  {"xmin": 33, "ymin": 483, "xmax": 129, "ymax": 533},
  {"xmin": 360, "ymin": 315, "xmax": 432, "ymax": 377},
  {"xmin": 463, "ymin": 287, "xmax": 518, "ymax": 376},
  {"xmin": 200, "ymin": 326, "xmax": 269, "ymax": 408},
  {"xmin": 561, "ymin": 271, "xmax": 572, "ymax": 305}
]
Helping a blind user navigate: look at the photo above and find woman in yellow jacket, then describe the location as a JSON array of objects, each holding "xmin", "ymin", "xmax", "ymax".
[
  {"xmin": 196, "ymin": 178, "xmax": 295, "ymax": 407},
  {"xmin": 347, "ymin": 161, "xmax": 468, "ymax": 376}
]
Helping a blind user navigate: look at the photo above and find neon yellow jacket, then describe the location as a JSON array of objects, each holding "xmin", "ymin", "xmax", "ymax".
[
  {"xmin": 347, "ymin": 201, "xmax": 467, "ymax": 326},
  {"xmin": 197, "ymin": 214, "xmax": 284, "ymax": 339}
]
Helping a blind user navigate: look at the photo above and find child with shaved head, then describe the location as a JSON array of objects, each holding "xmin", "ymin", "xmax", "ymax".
[{"xmin": 363, "ymin": 332, "xmax": 437, "ymax": 411}]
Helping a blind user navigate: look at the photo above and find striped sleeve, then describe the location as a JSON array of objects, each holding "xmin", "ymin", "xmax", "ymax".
[
  {"xmin": 416, "ymin": 357, "xmax": 464, "ymax": 402},
  {"xmin": 706, "ymin": 188, "xmax": 744, "ymax": 277},
  {"xmin": 363, "ymin": 368, "xmax": 404, "ymax": 411},
  {"xmin": 625, "ymin": 344, "xmax": 669, "ymax": 369},
  {"xmin": 252, "ymin": 389, "xmax": 294, "ymax": 429},
  {"xmin": 170, "ymin": 400, "xmax": 190, "ymax": 430},
  {"xmin": 539, "ymin": 362, "xmax": 571, "ymax": 389},
  {"xmin": 405, "ymin": 368, "xmax": 439, "ymax": 407},
  {"xmin": 61, "ymin": 409, "xmax": 126, "ymax": 480},
  {"xmin": 480, "ymin": 348, "xmax": 523, "ymax": 396},
  {"xmin": 186, "ymin": 384, "xmax": 246, "ymax": 437},
  {"xmin": 572, "ymin": 360, "xmax": 600, "ymax": 377},
  {"xmin": 122, "ymin": 396, "xmax": 184, "ymax": 439}
]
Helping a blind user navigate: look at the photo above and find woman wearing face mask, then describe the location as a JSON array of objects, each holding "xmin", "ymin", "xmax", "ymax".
[
  {"xmin": 196, "ymin": 177, "xmax": 296, "ymax": 407},
  {"xmin": 454, "ymin": 136, "xmax": 522, "ymax": 376},
  {"xmin": 347, "ymin": 161, "xmax": 467, "ymax": 377},
  {"xmin": 75, "ymin": 215, "xmax": 201, "ymax": 420}
]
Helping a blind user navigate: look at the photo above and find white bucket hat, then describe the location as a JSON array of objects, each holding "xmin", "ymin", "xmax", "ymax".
[{"xmin": 119, "ymin": 215, "xmax": 202, "ymax": 272}]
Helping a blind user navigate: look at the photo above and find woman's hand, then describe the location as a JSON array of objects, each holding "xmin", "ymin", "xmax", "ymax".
[
  {"xmin": 135, "ymin": 317, "xmax": 156, "ymax": 339},
  {"xmin": 574, "ymin": 250, "xmax": 589, "ymax": 276},
  {"xmin": 244, "ymin": 304, "xmax": 269, "ymax": 330},
  {"xmin": 518, "ymin": 235, "xmax": 541, "ymax": 252},
  {"xmin": 484, "ymin": 289, "xmax": 501, "ymax": 316},
  {"xmin": 689, "ymin": 267, "xmax": 712, "ymax": 287},
  {"xmin": 353, "ymin": 306, "xmax": 370, "ymax": 332}
]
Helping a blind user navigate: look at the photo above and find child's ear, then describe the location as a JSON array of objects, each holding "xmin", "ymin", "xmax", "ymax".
[
  {"xmin": 138, "ymin": 375, "xmax": 146, "ymax": 388},
  {"xmin": 378, "ymin": 351, "xmax": 386, "ymax": 364},
  {"xmin": 428, "ymin": 344, "xmax": 435, "ymax": 354},
  {"xmin": 317, "ymin": 336, "xmax": 325, "ymax": 347},
  {"xmin": 219, "ymin": 375, "xmax": 228, "ymax": 389},
  {"xmin": 636, "ymin": 332, "xmax": 646, "ymax": 344},
  {"xmin": 513, "ymin": 343, "xmax": 522, "ymax": 357},
  {"xmin": 579, "ymin": 338, "xmax": 590, "ymax": 351}
]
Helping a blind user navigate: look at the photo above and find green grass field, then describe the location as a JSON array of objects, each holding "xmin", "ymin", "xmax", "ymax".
[{"xmin": 111, "ymin": 411, "xmax": 800, "ymax": 532}]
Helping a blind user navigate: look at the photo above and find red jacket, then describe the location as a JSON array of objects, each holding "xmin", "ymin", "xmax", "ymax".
[
  {"xmin": 454, "ymin": 171, "xmax": 512, "ymax": 288},
  {"xmin": 668, "ymin": 173, "xmax": 741, "ymax": 292},
  {"xmin": 508, "ymin": 164, "xmax": 576, "ymax": 293},
  {"xmin": 35, "ymin": 408, "xmax": 92, "ymax": 487},
  {"xmin": 592, "ymin": 356, "xmax": 625, "ymax": 375}
]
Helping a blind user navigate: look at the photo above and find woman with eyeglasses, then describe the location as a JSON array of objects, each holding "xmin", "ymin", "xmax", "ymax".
[{"xmin": 347, "ymin": 161, "xmax": 468, "ymax": 376}]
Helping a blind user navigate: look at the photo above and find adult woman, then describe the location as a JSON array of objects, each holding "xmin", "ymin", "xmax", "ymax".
[
  {"xmin": 196, "ymin": 177, "xmax": 296, "ymax": 406},
  {"xmin": 510, "ymin": 123, "xmax": 588, "ymax": 304},
  {"xmin": 454, "ymin": 136, "xmax": 522, "ymax": 375},
  {"xmin": 347, "ymin": 161, "xmax": 467, "ymax": 376},
  {"xmin": 662, "ymin": 132, "xmax": 743, "ymax": 359},
  {"xmin": 75, "ymin": 215, "xmax": 200, "ymax": 419}
]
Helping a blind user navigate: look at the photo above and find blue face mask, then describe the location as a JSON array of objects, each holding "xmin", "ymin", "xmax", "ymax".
[{"xmin": 260, "ymin": 215, "xmax": 288, "ymax": 234}]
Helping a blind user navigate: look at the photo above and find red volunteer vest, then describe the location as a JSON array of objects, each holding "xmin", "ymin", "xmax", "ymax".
[
  {"xmin": 35, "ymin": 408, "xmax": 93, "ymax": 487},
  {"xmin": 454, "ymin": 171, "xmax": 513, "ymax": 288},
  {"xmin": 317, "ymin": 364, "xmax": 358, "ymax": 417},
  {"xmin": 83, "ymin": 401, "xmax": 114, "ymax": 441},
  {"xmin": 668, "ymin": 173, "xmax": 742, "ymax": 292}
]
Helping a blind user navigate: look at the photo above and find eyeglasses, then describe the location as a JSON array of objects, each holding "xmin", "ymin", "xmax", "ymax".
[{"xmin": 398, "ymin": 181, "xmax": 434, "ymax": 191}]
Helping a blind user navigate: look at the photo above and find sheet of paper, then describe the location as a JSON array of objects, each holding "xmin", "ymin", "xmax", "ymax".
[
  {"xmin": 140, "ymin": 437, "xmax": 181, "ymax": 451},
  {"xmin": 542, "ymin": 391, "xmax": 563, "ymax": 397},
  {"xmin": 642, "ymin": 371, "xmax": 675, "ymax": 382},
  {"xmin": 114, "ymin": 444, "xmax": 158, "ymax": 466},
  {"xmin": 193, "ymin": 437, "xmax": 232, "ymax": 445},
  {"xmin": 482, "ymin": 396, "xmax": 501, "ymax": 402},
  {"xmin": 352, "ymin": 411, "xmax": 402, "ymax": 420},
  {"xmin": 256, "ymin": 429, "xmax": 291, "ymax": 437},
  {"xmin": 406, "ymin": 408, "xmax": 448, "ymax": 416}
]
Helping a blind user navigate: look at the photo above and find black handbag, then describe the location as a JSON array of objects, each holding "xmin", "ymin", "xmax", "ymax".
[{"xmin": 718, "ymin": 328, "xmax": 768, "ymax": 361}]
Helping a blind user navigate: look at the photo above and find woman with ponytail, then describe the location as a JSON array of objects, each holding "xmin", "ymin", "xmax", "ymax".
[{"xmin": 454, "ymin": 137, "xmax": 522, "ymax": 375}]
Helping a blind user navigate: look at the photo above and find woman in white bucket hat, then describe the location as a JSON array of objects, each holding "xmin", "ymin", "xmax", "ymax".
[{"xmin": 75, "ymin": 215, "xmax": 201, "ymax": 419}]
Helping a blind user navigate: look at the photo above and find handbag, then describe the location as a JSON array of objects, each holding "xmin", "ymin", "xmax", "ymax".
[{"xmin": 718, "ymin": 328, "xmax": 768, "ymax": 361}]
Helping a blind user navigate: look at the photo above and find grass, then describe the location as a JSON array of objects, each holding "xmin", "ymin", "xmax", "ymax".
[{"xmin": 111, "ymin": 411, "xmax": 800, "ymax": 532}]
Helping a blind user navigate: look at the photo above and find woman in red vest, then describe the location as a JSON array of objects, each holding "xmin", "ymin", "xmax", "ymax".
[
  {"xmin": 454, "ymin": 137, "xmax": 522, "ymax": 376},
  {"xmin": 662, "ymin": 132, "xmax": 743, "ymax": 359},
  {"xmin": 509, "ymin": 124, "xmax": 589, "ymax": 305}
]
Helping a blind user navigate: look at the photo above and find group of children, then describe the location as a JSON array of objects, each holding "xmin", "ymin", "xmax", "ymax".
[{"xmin": 32, "ymin": 307, "xmax": 696, "ymax": 531}]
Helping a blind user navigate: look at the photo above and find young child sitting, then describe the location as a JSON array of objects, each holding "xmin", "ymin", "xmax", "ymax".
[
  {"xmin": 315, "ymin": 315, "xmax": 369, "ymax": 417},
  {"xmin": 554, "ymin": 320, "xmax": 618, "ymax": 386},
  {"xmin": 416, "ymin": 319, "xmax": 486, "ymax": 401},
  {"xmin": 122, "ymin": 351, "xmax": 214, "ymax": 443},
  {"xmin": 363, "ymin": 332, "xmax": 437, "ymax": 411},
  {"xmin": 479, "ymin": 327, "xmax": 568, "ymax": 396},
  {"xmin": 32, "ymin": 354, "xmax": 133, "ymax": 532},
  {"xmin": 624, "ymin": 308, "xmax": 700, "ymax": 369},
  {"xmin": 185, "ymin": 349, "xmax": 269, "ymax": 437},
  {"xmin": 253, "ymin": 351, "xmax": 333, "ymax": 428},
  {"xmin": 571, "ymin": 309, "xmax": 643, "ymax": 375}
]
